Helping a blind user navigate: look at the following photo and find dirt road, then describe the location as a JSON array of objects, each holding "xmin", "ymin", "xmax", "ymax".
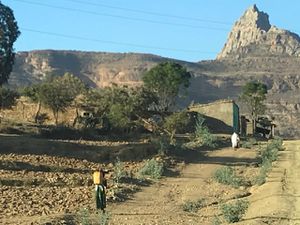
[
  {"xmin": 107, "ymin": 148, "xmax": 257, "ymax": 225},
  {"xmin": 238, "ymin": 140, "xmax": 300, "ymax": 225}
]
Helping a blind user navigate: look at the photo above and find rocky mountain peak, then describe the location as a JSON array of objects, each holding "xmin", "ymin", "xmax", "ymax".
[
  {"xmin": 217, "ymin": 5, "xmax": 300, "ymax": 59},
  {"xmin": 241, "ymin": 4, "xmax": 271, "ymax": 31}
]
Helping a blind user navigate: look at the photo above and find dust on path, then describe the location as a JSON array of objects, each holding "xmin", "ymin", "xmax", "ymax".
[
  {"xmin": 238, "ymin": 140, "xmax": 300, "ymax": 225},
  {"xmin": 108, "ymin": 148, "xmax": 256, "ymax": 225}
]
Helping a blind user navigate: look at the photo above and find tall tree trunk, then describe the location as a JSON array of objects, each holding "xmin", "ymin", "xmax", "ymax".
[
  {"xmin": 72, "ymin": 107, "xmax": 79, "ymax": 127},
  {"xmin": 53, "ymin": 109, "xmax": 59, "ymax": 125},
  {"xmin": 34, "ymin": 101, "xmax": 41, "ymax": 123}
]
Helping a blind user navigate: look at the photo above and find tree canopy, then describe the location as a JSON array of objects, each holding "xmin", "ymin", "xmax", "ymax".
[
  {"xmin": 240, "ymin": 81, "xmax": 268, "ymax": 120},
  {"xmin": 142, "ymin": 62, "xmax": 191, "ymax": 112},
  {"xmin": 39, "ymin": 73, "xmax": 85, "ymax": 124},
  {"xmin": 0, "ymin": 1, "xmax": 20, "ymax": 85},
  {"xmin": 81, "ymin": 85, "xmax": 156, "ymax": 131},
  {"xmin": 0, "ymin": 87, "xmax": 19, "ymax": 109}
]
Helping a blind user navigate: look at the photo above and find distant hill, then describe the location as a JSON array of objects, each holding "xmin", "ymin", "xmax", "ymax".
[{"xmin": 9, "ymin": 5, "xmax": 300, "ymax": 138}]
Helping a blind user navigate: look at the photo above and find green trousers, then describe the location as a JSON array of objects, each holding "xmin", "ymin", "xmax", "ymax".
[{"xmin": 95, "ymin": 184, "xmax": 106, "ymax": 210}]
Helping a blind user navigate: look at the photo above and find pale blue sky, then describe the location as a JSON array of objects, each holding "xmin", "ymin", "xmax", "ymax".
[{"xmin": 2, "ymin": 0, "xmax": 299, "ymax": 62}]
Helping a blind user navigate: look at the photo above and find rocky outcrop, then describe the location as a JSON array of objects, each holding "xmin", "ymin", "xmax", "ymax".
[{"xmin": 217, "ymin": 4, "xmax": 300, "ymax": 59}]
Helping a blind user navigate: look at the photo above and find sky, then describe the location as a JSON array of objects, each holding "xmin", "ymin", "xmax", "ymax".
[{"xmin": 2, "ymin": 0, "xmax": 300, "ymax": 62}]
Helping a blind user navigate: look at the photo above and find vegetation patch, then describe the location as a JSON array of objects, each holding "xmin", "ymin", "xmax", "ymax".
[
  {"xmin": 255, "ymin": 137, "xmax": 283, "ymax": 185},
  {"xmin": 182, "ymin": 198, "xmax": 204, "ymax": 212},
  {"xmin": 138, "ymin": 158, "xmax": 164, "ymax": 179},
  {"xmin": 221, "ymin": 199, "xmax": 249, "ymax": 223},
  {"xmin": 240, "ymin": 137, "xmax": 257, "ymax": 149},
  {"xmin": 113, "ymin": 157, "xmax": 126, "ymax": 184},
  {"xmin": 213, "ymin": 166, "xmax": 245, "ymax": 188}
]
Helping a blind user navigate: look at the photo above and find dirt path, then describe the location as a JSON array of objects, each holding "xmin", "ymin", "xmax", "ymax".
[
  {"xmin": 108, "ymin": 148, "xmax": 257, "ymax": 225},
  {"xmin": 237, "ymin": 140, "xmax": 300, "ymax": 225}
]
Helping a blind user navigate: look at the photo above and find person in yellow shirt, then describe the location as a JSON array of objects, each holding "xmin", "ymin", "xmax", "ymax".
[{"xmin": 93, "ymin": 168, "xmax": 108, "ymax": 212}]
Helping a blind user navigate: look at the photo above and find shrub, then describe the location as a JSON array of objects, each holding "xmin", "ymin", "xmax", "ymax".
[
  {"xmin": 194, "ymin": 115, "xmax": 217, "ymax": 148},
  {"xmin": 163, "ymin": 111, "xmax": 190, "ymax": 144},
  {"xmin": 268, "ymin": 137, "xmax": 284, "ymax": 151},
  {"xmin": 240, "ymin": 137, "xmax": 257, "ymax": 149},
  {"xmin": 182, "ymin": 199, "xmax": 204, "ymax": 212},
  {"xmin": 213, "ymin": 166, "xmax": 244, "ymax": 188},
  {"xmin": 255, "ymin": 138, "xmax": 283, "ymax": 185},
  {"xmin": 221, "ymin": 199, "xmax": 249, "ymax": 223},
  {"xmin": 139, "ymin": 158, "xmax": 164, "ymax": 179},
  {"xmin": 151, "ymin": 135, "xmax": 170, "ymax": 156},
  {"xmin": 261, "ymin": 144, "xmax": 278, "ymax": 163},
  {"xmin": 255, "ymin": 161, "xmax": 271, "ymax": 185},
  {"xmin": 79, "ymin": 208, "xmax": 90, "ymax": 225},
  {"xmin": 99, "ymin": 211, "xmax": 110, "ymax": 225},
  {"xmin": 211, "ymin": 216, "xmax": 222, "ymax": 225},
  {"xmin": 113, "ymin": 157, "xmax": 126, "ymax": 184}
]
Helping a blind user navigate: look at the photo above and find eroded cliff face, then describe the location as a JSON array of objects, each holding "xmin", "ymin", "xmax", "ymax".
[
  {"xmin": 10, "ymin": 50, "xmax": 169, "ymax": 88},
  {"xmin": 8, "ymin": 5, "xmax": 300, "ymax": 138}
]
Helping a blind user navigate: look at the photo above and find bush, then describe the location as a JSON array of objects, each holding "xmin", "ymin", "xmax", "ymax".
[
  {"xmin": 213, "ymin": 166, "xmax": 244, "ymax": 188},
  {"xmin": 194, "ymin": 115, "xmax": 217, "ymax": 148},
  {"xmin": 113, "ymin": 157, "xmax": 126, "ymax": 184},
  {"xmin": 221, "ymin": 199, "xmax": 249, "ymax": 223},
  {"xmin": 139, "ymin": 158, "xmax": 164, "ymax": 179},
  {"xmin": 182, "ymin": 199, "xmax": 204, "ymax": 212},
  {"xmin": 255, "ymin": 138, "xmax": 283, "ymax": 185},
  {"xmin": 255, "ymin": 161, "xmax": 271, "ymax": 185},
  {"xmin": 99, "ymin": 211, "xmax": 110, "ymax": 225},
  {"xmin": 240, "ymin": 137, "xmax": 257, "ymax": 149},
  {"xmin": 211, "ymin": 216, "xmax": 222, "ymax": 225},
  {"xmin": 163, "ymin": 111, "xmax": 190, "ymax": 144},
  {"xmin": 268, "ymin": 136, "xmax": 284, "ymax": 151},
  {"xmin": 151, "ymin": 135, "xmax": 171, "ymax": 156},
  {"xmin": 79, "ymin": 208, "xmax": 90, "ymax": 225}
]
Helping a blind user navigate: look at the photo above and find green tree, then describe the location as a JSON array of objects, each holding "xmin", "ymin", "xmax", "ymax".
[
  {"xmin": 240, "ymin": 81, "xmax": 268, "ymax": 134},
  {"xmin": 22, "ymin": 85, "xmax": 43, "ymax": 123},
  {"xmin": 0, "ymin": 87, "xmax": 19, "ymax": 109},
  {"xmin": 39, "ymin": 73, "xmax": 85, "ymax": 125},
  {"xmin": 0, "ymin": 87, "xmax": 19, "ymax": 122},
  {"xmin": 80, "ymin": 85, "xmax": 156, "ymax": 132},
  {"xmin": 142, "ymin": 62, "xmax": 191, "ymax": 112},
  {"xmin": 0, "ymin": 2, "xmax": 20, "ymax": 85},
  {"xmin": 163, "ymin": 111, "xmax": 190, "ymax": 144}
]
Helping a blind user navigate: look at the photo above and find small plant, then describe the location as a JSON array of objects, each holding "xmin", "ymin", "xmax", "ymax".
[
  {"xmin": 240, "ymin": 137, "xmax": 257, "ymax": 149},
  {"xmin": 79, "ymin": 208, "xmax": 90, "ymax": 225},
  {"xmin": 151, "ymin": 135, "xmax": 171, "ymax": 156},
  {"xmin": 221, "ymin": 199, "xmax": 249, "ymax": 223},
  {"xmin": 194, "ymin": 115, "xmax": 217, "ymax": 148},
  {"xmin": 211, "ymin": 215, "xmax": 222, "ymax": 225},
  {"xmin": 254, "ymin": 161, "xmax": 271, "ymax": 185},
  {"xmin": 113, "ymin": 157, "xmax": 126, "ymax": 184},
  {"xmin": 255, "ymin": 138, "xmax": 283, "ymax": 185},
  {"xmin": 158, "ymin": 136, "xmax": 170, "ymax": 156},
  {"xmin": 99, "ymin": 211, "xmax": 110, "ymax": 225},
  {"xmin": 139, "ymin": 158, "xmax": 164, "ymax": 179},
  {"xmin": 213, "ymin": 166, "xmax": 244, "ymax": 188},
  {"xmin": 182, "ymin": 198, "xmax": 204, "ymax": 212}
]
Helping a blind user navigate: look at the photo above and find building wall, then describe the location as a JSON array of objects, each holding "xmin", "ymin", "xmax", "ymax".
[
  {"xmin": 189, "ymin": 100, "xmax": 239, "ymax": 134},
  {"xmin": 190, "ymin": 101, "xmax": 233, "ymax": 125}
]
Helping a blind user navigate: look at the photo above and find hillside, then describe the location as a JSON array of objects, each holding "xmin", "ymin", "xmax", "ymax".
[{"xmin": 8, "ymin": 5, "xmax": 300, "ymax": 137}]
